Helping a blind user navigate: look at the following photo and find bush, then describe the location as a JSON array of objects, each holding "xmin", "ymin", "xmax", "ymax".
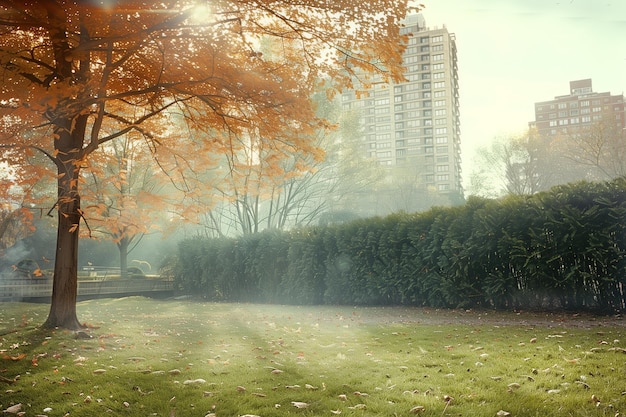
[{"xmin": 172, "ymin": 178, "xmax": 626, "ymax": 312}]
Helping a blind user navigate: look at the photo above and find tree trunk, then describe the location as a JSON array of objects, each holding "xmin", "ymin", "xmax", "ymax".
[
  {"xmin": 119, "ymin": 238, "xmax": 129, "ymax": 279},
  {"xmin": 42, "ymin": 165, "xmax": 83, "ymax": 330}
]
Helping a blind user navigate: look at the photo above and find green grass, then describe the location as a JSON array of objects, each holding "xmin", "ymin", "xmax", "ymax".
[{"xmin": 1, "ymin": 298, "xmax": 626, "ymax": 417}]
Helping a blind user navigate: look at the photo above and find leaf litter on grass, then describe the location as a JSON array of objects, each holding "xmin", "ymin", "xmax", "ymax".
[{"xmin": 1, "ymin": 297, "xmax": 626, "ymax": 416}]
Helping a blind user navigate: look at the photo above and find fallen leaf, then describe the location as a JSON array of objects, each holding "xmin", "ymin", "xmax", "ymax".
[
  {"xmin": 3, "ymin": 403, "xmax": 22, "ymax": 414},
  {"xmin": 291, "ymin": 401, "xmax": 309, "ymax": 409},
  {"xmin": 496, "ymin": 411, "xmax": 511, "ymax": 417},
  {"xmin": 2, "ymin": 354, "xmax": 27, "ymax": 361},
  {"xmin": 409, "ymin": 405, "xmax": 425, "ymax": 413},
  {"xmin": 183, "ymin": 379, "xmax": 206, "ymax": 385}
]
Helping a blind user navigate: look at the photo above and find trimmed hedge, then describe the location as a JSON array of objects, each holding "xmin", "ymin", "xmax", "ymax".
[{"xmin": 173, "ymin": 178, "xmax": 626, "ymax": 312}]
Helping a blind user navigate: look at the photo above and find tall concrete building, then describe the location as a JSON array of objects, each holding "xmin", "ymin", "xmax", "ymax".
[
  {"xmin": 532, "ymin": 79, "xmax": 625, "ymax": 137},
  {"xmin": 339, "ymin": 14, "xmax": 463, "ymax": 215}
]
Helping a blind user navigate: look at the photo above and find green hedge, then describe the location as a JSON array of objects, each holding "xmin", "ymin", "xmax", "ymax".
[{"xmin": 173, "ymin": 178, "xmax": 626, "ymax": 312}]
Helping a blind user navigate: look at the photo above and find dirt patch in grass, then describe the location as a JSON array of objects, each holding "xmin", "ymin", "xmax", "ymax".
[{"xmin": 349, "ymin": 305, "xmax": 625, "ymax": 329}]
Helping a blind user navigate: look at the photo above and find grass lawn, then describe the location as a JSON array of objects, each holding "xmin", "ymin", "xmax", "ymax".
[{"xmin": 1, "ymin": 297, "xmax": 625, "ymax": 416}]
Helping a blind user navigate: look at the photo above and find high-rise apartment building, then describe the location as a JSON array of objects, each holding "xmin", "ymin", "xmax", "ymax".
[
  {"xmin": 532, "ymin": 79, "xmax": 625, "ymax": 137},
  {"xmin": 339, "ymin": 14, "xmax": 463, "ymax": 215}
]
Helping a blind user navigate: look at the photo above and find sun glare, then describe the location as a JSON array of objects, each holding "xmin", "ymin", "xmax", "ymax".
[{"xmin": 189, "ymin": 3, "xmax": 213, "ymax": 24}]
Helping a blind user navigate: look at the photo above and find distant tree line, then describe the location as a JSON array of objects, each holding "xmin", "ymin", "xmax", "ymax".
[{"xmin": 173, "ymin": 178, "xmax": 626, "ymax": 312}]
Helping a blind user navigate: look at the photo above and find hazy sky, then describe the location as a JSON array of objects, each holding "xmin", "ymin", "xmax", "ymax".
[{"xmin": 418, "ymin": 0, "xmax": 626, "ymax": 186}]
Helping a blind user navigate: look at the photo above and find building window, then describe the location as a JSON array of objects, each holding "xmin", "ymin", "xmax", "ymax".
[
  {"xmin": 435, "ymin": 118, "xmax": 446, "ymax": 125},
  {"xmin": 434, "ymin": 100, "xmax": 446, "ymax": 107},
  {"xmin": 432, "ymin": 44, "xmax": 444, "ymax": 51},
  {"xmin": 420, "ymin": 36, "xmax": 429, "ymax": 43},
  {"xmin": 433, "ymin": 63, "xmax": 444, "ymax": 70},
  {"xmin": 432, "ymin": 54, "xmax": 444, "ymax": 61},
  {"xmin": 435, "ymin": 127, "xmax": 447, "ymax": 134},
  {"xmin": 431, "ymin": 35, "xmax": 443, "ymax": 43},
  {"xmin": 434, "ymin": 81, "xmax": 445, "ymax": 88},
  {"xmin": 434, "ymin": 90, "xmax": 445, "ymax": 98},
  {"xmin": 434, "ymin": 109, "xmax": 446, "ymax": 116},
  {"xmin": 436, "ymin": 174, "xmax": 449, "ymax": 181},
  {"xmin": 420, "ymin": 45, "xmax": 430, "ymax": 52},
  {"xmin": 433, "ymin": 72, "xmax": 445, "ymax": 79},
  {"xmin": 407, "ymin": 120, "xmax": 420, "ymax": 127},
  {"xmin": 558, "ymin": 103, "xmax": 567, "ymax": 109},
  {"xmin": 436, "ymin": 146, "xmax": 448, "ymax": 153},
  {"xmin": 436, "ymin": 136, "xmax": 448, "ymax": 143}
]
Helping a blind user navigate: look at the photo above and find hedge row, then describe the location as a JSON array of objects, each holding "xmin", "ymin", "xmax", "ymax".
[{"xmin": 174, "ymin": 178, "xmax": 626, "ymax": 312}]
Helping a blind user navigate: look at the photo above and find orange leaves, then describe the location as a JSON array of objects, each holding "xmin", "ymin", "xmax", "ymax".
[{"xmin": 1, "ymin": 0, "xmax": 415, "ymax": 247}]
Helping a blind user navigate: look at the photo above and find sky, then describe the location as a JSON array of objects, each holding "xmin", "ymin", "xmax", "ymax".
[{"xmin": 417, "ymin": 0, "xmax": 626, "ymax": 186}]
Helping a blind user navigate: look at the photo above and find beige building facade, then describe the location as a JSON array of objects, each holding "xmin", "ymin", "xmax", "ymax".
[
  {"xmin": 339, "ymin": 14, "xmax": 463, "ymax": 214},
  {"xmin": 532, "ymin": 79, "xmax": 625, "ymax": 137}
]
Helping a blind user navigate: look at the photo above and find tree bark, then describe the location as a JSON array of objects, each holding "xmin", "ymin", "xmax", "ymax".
[
  {"xmin": 119, "ymin": 238, "xmax": 129, "ymax": 279},
  {"xmin": 42, "ymin": 161, "xmax": 84, "ymax": 330}
]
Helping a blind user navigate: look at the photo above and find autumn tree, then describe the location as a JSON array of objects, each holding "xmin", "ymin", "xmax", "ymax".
[
  {"xmin": 0, "ymin": 1, "xmax": 415, "ymax": 329},
  {"xmin": 82, "ymin": 135, "xmax": 169, "ymax": 277},
  {"xmin": 197, "ymin": 89, "xmax": 383, "ymax": 235}
]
